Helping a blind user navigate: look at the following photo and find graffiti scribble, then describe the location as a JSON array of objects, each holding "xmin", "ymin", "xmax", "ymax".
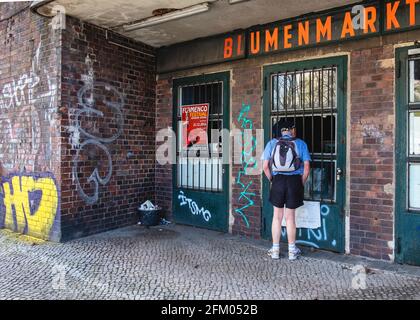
[
  {"xmin": 0, "ymin": 41, "xmax": 57, "ymax": 171},
  {"xmin": 178, "ymin": 191, "xmax": 211, "ymax": 222},
  {"xmin": 235, "ymin": 103, "xmax": 257, "ymax": 228},
  {"xmin": 68, "ymin": 57, "xmax": 124, "ymax": 205},
  {"xmin": 0, "ymin": 172, "xmax": 59, "ymax": 239}
]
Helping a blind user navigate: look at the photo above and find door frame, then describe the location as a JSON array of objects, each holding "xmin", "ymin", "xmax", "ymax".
[
  {"xmin": 172, "ymin": 71, "xmax": 231, "ymax": 232},
  {"xmin": 261, "ymin": 55, "xmax": 348, "ymax": 253},
  {"xmin": 395, "ymin": 46, "xmax": 420, "ymax": 265}
]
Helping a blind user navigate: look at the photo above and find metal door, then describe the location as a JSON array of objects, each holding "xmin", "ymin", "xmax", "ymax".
[
  {"xmin": 172, "ymin": 72, "xmax": 230, "ymax": 232},
  {"xmin": 395, "ymin": 47, "xmax": 420, "ymax": 266},
  {"xmin": 262, "ymin": 56, "xmax": 347, "ymax": 253}
]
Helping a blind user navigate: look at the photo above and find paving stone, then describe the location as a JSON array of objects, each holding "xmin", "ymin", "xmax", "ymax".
[{"xmin": 0, "ymin": 225, "xmax": 419, "ymax": 300}]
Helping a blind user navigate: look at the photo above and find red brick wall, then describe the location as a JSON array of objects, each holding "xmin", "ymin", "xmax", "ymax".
[
  {"xmin": 349, "ymin": 45, "xmax": 395, "ymax": 260},
  {"xmin": 60, "ymin": 16, "xmax": 156, "ymax": 240},
  {"xmin": 0, "ymin": 3, "xmax": 61, "ymax": 241},
  {"xmin": 155, "ymin": 78, "xmax": 173, "ymax": 217},
  {"xmin": 231, "ymin": 65, "xmax": 263, "ymax": 238}
]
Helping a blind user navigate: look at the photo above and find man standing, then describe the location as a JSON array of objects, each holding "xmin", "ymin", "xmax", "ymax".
[{"xmin": 262, "ymin": 119, "xmax": 311, "ymax": 260}]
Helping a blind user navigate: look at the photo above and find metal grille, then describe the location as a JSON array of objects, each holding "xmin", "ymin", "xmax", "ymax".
[
  {"xmin": 271, "ymin": 67, "xmax": 338, "ymax": 203},
  {"xmin": 177, "ymin": 81, "xmax": 223, "ymax": 192}
]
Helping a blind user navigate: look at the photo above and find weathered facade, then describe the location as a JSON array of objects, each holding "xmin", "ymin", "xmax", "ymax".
[
  {"xmin": 1, "ymin": 1, "xmax": 420, "ymax": 266},
  {"xmin": 0, "ymin": 2, "xmax": 156, "ymax": 241}
]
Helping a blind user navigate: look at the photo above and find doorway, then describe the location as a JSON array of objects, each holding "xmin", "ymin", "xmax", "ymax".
[
  {"xmin": 395, "ymin": 47, "xmax": 420, "ymax": 266},
  {"xmin": 262, "ymin": 56, "xmax": 348, "ymax": 253},
  {"xmin": 172, "ymin": 72, "xmax": 230, "ymax": 232}
]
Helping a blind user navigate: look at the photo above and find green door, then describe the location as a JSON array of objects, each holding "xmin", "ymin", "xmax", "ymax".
[
  {"xmin": 172, "ymin": 72, "xmax": 230, "ymax": 232},
  {"xmin": 262, "ymin": 56, "xmax": 347, "ymax": 253},
  {"xmin": 395, "ymin": 47, "xmax": 420, "ymax": 266}
]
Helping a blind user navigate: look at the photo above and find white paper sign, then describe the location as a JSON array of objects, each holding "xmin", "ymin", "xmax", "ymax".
[
  {"xmin": 282, "ymin": 201, "xmax": 321, "ymax": 229},
  {"xmin": 410, "ymin": 164, "xmax": 420, "ymax": 209}
]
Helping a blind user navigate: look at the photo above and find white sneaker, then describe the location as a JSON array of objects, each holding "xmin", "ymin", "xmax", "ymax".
[
  {"xmin": 288, "ymin": 247, "xmax": 301, "ymax": 261},
  {"xmin": 270, "ymin": 248, "xmax": 280, "ymax": 260}
]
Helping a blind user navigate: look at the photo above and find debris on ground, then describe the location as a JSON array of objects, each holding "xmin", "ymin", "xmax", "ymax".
[
  {"xmin": 160, "ymin": 218, "xmax": 171, "ymax": 225},
  {"xmin": 137, "ymin": 218, "xmax": 171, "ymax": 226},
  {"xmin": 139, "ymin": 200, "xmax": 161, "ymax": 211}
]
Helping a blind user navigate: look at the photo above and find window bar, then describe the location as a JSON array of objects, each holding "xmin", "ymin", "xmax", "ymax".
[
  {"xmin": 216, "ymin": 81, "xmax": 221, "ymax": 191},
  {"xmin": 178, "ymin": 87, "xmax": 182, "ymax": 188},
  {"xmin": 276, "ymin": 73, "xmax": 280, "ymax": 138},
  {"xmin": 332, "ymin": 68, "xmax": 337, "ymax": 202},
  {"xmin": 195, "ymin": 85, "xmax": 200, "ymax": 189},
  {"xmin": 204, "ymin": 84, "xmax": 208, "ymax": 189},
  {"xmin": 210, "ymin": 83, "xmax": 214, "ymax": 192},
  {"xmin": 198, "ymin": 84, "xmax": 205, "ymax": 190},
  {"xmin": 320, "ymin": 68, "xmax": 324, "ymax": 203},
  {"xmin": 271, "ymin": 75, "xmax": 274, "ymax": 136},
  {"xmin": 199, "ymin": 84, "xmax": 203, "ymax": 190},
  {"xmin": 293, "ymin": 72, "xmax": 297, "ymax": 128},
  {"xmin": 301, "ymin": 70, "xmax": 306, "ymax": 199},
  {"xmin": 284, "ymin": 72, "xmax": 288, "ymax": 121},
  {"xmin": 302, "ymin": 70, "xmax": 305, "ymax": 143},
  {"xmin": 310, "ymin": 68, "xmax": 315, "ymax": 199},
  {"xmin": 204, "ymin": 83, "xmax": 208, "ymax": 191},
  {"xmin": 187, "ymin": 86, "xmax": 194, "ymax": 189},
  {"xmin": 329, "ymin": 68, "xmax": 334, "ymax": 203}
]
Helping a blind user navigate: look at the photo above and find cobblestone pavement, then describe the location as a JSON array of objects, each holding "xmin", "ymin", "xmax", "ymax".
[{"xmin": 1, "ymin": 224, "xmax": 420, "ymax": 300}]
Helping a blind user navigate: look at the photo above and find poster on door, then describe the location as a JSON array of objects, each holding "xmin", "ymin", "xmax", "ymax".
[
  {"xmin": 181, "ymin": 103, "xmax": 210, "ymax": 153},
  {"xmin": 282, "ymin": 201, "xmax": 321, "ymax": 229}
]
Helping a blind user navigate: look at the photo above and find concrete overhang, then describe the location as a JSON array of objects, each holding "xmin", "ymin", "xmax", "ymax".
[{"xmin": 31, "ymin": 0, "xmax": 362, "ymax": 48}]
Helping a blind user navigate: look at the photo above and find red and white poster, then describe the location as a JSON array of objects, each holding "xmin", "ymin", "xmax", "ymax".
[{"xmin": 181, "ymin": 103, "xmax": 209, "ymax": 152}]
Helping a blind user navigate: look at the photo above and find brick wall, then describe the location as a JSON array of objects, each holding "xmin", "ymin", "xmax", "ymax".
[
  {"xmin": 155, "ymin": 78, "xmax": 173, "ymax": 217},
  {"xmin": 349, "ymin": 45, "xmax": 395, "ymax": 260},
  {"xmin": 230, "ymin": 65, "xmax": 263, "ymax": 238},
  {"xmin": 0, "ymin": 3, "xmax": 61, "ymax": 241},
  {"xmin": 60, "ymin": 16, "xmax": 156, "ymax": 240}
]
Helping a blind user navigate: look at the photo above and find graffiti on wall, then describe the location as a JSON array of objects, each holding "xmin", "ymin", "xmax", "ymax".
[
  {"xmin": 281, "ymin": 204, "xmax": 337, "ymax": 248},
  {"xmin": 68, "ymin": 56, "xmax": 124, "ymax": 205},
  {"xmin": 178, "ymin": 190, "xmax": 212, "ymax": 222},
  {"xmin": 0, "ymin": 172, "xmax": 59, "ymax": 239},
  {"xmin": 235, "ymin": 103, "xmax": 258, "ymax": 228},
  {"xmin": 0, "ymin": 41, "xmax": 57, "ymax": 171}
]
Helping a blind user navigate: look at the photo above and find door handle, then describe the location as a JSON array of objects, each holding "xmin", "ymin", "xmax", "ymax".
[{"xmin": 336, "ymin": 168, "xmax": 343, "ymax": 181}]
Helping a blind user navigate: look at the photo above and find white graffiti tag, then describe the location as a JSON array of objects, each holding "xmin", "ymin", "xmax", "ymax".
[
  {"xmin": 0, "ymin": 42, "xmax": 57, "ymax": 171},
  {"xmin": 68, "ymin": 57, "xmax": 124, "ymax": 205},
  {"xmin": 178, "ymin": 191, "xmax": 212, "ymax": 222}
]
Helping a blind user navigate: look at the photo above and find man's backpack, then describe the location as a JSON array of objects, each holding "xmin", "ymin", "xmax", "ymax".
[{"xmin": 269, "ymin": 138, "xmax": 301, "ymax": 173}]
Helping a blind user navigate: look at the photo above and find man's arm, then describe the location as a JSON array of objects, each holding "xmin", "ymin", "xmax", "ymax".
[
  {"xmin": 302, "ymin": 161, "xmax": 310, "ymax": 185},
  {"xmin": 263, "ymin": 160, "xmax": 272, "ymax": 182}
]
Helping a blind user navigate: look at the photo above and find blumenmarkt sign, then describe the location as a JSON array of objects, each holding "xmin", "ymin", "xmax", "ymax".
[{"xmin": 158, "ymin": 0, "xmax": 420, "ymax": 73}]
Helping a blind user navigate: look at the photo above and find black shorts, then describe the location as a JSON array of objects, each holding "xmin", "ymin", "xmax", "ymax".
[{"xmin": 269, "ymin": 174, "xmax": 304, "ymax": 209}]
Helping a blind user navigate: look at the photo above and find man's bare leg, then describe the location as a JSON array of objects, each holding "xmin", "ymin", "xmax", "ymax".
[
  {"xmin": 285, "ymin": 208, "xmax": 301, "ymax": 260},
  {"xmin": 271, "ymin": 206, "xmax": 284, "ymax": 259},
  {"xmin": 284, "ymin": 208, "xmax": 296, "ymax": 244}
]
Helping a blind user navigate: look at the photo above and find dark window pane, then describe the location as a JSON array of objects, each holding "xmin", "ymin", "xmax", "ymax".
[
  {"xmin": 410, "ymin": 59, "xmax": 420, "ymax": 103},
  {"xmin": 305, "ymin": 161, "xmax": 335, "ymax": 201}
]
